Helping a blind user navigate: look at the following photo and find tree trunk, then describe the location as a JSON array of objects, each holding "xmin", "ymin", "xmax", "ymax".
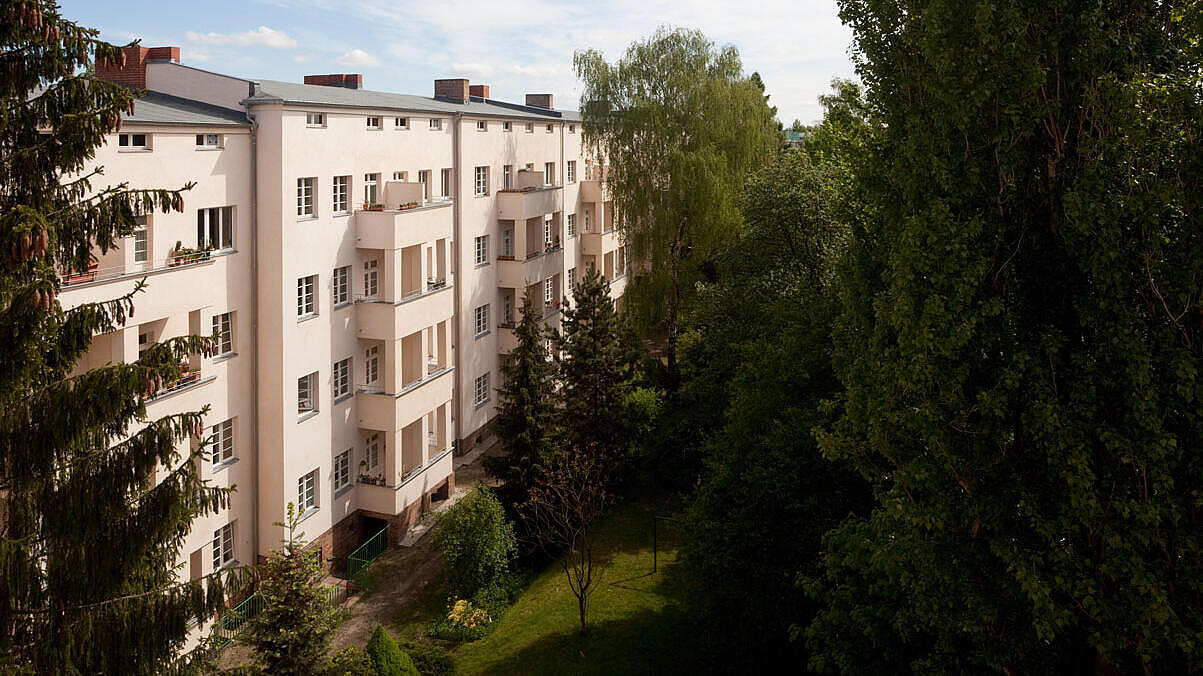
[{"xmin": 578, "ymin": 591, "xmax": 588, "ymax": 633}]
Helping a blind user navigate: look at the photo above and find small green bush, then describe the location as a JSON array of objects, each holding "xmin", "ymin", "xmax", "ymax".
[
  {"xmin": 399, "ymin": 641, "xmax": 455, "ymax": 676},
  {"xmin": 432, "ymin": 486, "xmax": 517, "ymax": 599},
  {"xmin": 431, "ymin": 597, "xmax": 493, "ymax": 642},
  {"xmin": 327, "ymin": 646, "xmax": 374, "ymax": 676},
  {"xmin": 366, "ymin": 625, "xmax": 419, "ymax": 676}
]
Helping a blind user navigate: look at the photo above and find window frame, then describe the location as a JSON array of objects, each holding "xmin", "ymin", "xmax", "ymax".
[
  {"xmin": 366, "ymin": 115, "xmax": 382, "ymax": 130},
  {"xmin": 363, "ymin": 173, "xmax": 380, "ymax": 206},
  {"xmin": 334, "ymin": 449, "xmax": 351, "ymax": 492},
  {"xmin": 474, "ymin": 304, "xmax": 489, "ymax": 337},
  {"xmin": 332, "ymin": 175, "xmax": 350, "ymax": 215},
  {"xmin": 305, "ymin": 112, "xmax": 325, "ymax": 127},
  {"xmin": 503, "ymin": 121, "xmax": 512, "ymax": 132},
  {"xmin": 363, "ymin": 258, "xmax": 379, "ymax": 298},
  {"xmin": 440, "ymin": 168, "xmax": 452, "ymax": 198},
  {"xmin": 365, "ymin": 345, "xmax": 379, "ymax": 386},
  {"xmin": 473, "ymin": 235, "xmax": 488, "ymax": 266},
  {"xmin": 297, "ymin": 469, "xmax": 317, "ymax": 513},
  {"xmin": 333, "ymin": 357, "xmax": 352, "ymax": 400},
  {"xmin": 544, "ymin": 162, "xmax": 555, "ymax": 185},
  {"xmin": 195, "ymin": 133, "xmax": 221, "ymax": 149},
  {"xmin": 566, "ymin": 213, "xmax": 576, "ymax": 237},
  {"xmin": 394, "ymin": 116, "xmax": 409, "ymax": 129},
  {"xmin": 212, "ymin": 523, "xmax": 234, "ymax": 570},
  {"xmin": 474, "ymin": 166, "xmax": 490, "ymax": 197},
  {"xmin": 212, "ymin": 311, "xmax": 234, "ymax": 356},
  {"xmin": 298, "ymin": 372, "xmax": 318, "ymax": 417},
  {"xmin": 198, "ymin": 206, "xmax": 234, "ymax": 251},
  {"xmin": 429, "ymin": 117, "xmax": 442, "ymax": 130},
  {"xmin": 297, "ymin": 275, "xmax": 317, "ymax": 318},
  {"xmin": 117, "ymin": 133, "xmax": 149, "ymax": 151},
  {"xmin": 132, "ymin": 215, "xmax": 149, "ymax": 263},
  {"xmin": 333, "ymin": 265, "xmax": 351, "ymax": 306},
  {"xmin": 474, "ymin": 372, "xmax": 490, "ymax": 407},
  {"xmin": 476, "ymin": 120, "xmax": 487, "ymax": 131},
  {"xmin": 567, "ymin": 160, "xmax": 576, "ymax": 183},
  {"xmin": 297, "ymin": 177, "xmax": 316, "ymax": 218},
  {"xmin": 210, "ymin": 418, "xmax": 235, "ymax": 465}
]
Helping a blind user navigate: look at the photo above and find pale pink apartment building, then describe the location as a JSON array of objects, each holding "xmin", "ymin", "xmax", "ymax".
[{"xmin": 62, "ymin": 46, "xmax": 627, "ymax": 591}]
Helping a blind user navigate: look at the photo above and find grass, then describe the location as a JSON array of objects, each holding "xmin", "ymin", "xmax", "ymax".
[{"xmin": 451, "ymin": 489, "xmax": 701, "ymax": 676}]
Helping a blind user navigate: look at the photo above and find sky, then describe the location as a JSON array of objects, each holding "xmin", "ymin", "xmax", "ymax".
[{"xmin": 59, "ymin": 0, "xmax": 857, "ymax": 125}]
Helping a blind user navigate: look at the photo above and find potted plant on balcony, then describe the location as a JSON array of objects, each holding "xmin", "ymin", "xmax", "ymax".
[
  {"xmin": 399, "ymin": 201, "xmax": 418, "ymax": 211},
  {"xmin": 169, "ymin": 241, "xmax": 210, "ymax": 267},
  {"xmin": 362, "ymin": 202, "xmax": 384, "ymax": 212},
  {"xmin": 357, "ymin": 461, "xmax": 384, "ymax": 485},
  {"xmin": 63, "ymin": 259, "xmax": 99, "ymax": 284}
]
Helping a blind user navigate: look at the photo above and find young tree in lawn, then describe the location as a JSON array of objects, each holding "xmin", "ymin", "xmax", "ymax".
[
  {"xmin": 484, "ymin": 288, "xmax": 555, "ymax": 512},
  {"xmin": 0, "ymin": 3, "xmax": 239, "ymax": 673},
  {"xmin": 574, "ymin": 27, "xmax": 779, "ymax": 386},
  {"xmin": 240, "ymin": 504, "xmax": 342, "ymax": 676}
]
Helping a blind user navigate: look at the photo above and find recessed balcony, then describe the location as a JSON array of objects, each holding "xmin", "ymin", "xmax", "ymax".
[
  {"xmin": 497, "ymin": 246, "xmax": 563, "ymax": 289},
  {"xmin": 356, "ymin": 447, "xmax": 453, "ymax": 516},
  {"xmin": 579, "ymin": 178, "xmax": 608, "ymax": 204},
  {"xmin": 355, "ymin": 201, "xmax": 453, "ymax": 251},
  {"xmin": 356, "ymin": 285, "xmax": 454, "ymax": 342},
  {"xmin": 580, "ymin": 228, "xmax": 619, "ymax": 257},
  {"xmin": 357, "ymin": 366, "xmax": 454, "ymax": 433}
]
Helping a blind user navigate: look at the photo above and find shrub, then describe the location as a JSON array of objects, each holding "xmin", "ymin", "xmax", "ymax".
[
  {"xmin": 366, "ymin": 625, "xmax": 419, "ymax": 676},
  {"xmin": 431, "ymin": 486, "xmax": 516, "ymax": 599},
  {"xmin": 327, "ymin": 646, "xmax": 374, "ymax": 676},
  {"xmin": 399, "ymin": 642, "xmax": 455, "ymax": 676},
  {"xmin": 431, "ymin": 597, "xmax": 493, "ymax": 642}
]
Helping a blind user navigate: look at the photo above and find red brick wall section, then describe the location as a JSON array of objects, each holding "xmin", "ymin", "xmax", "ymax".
[
  {"xmin": 525, "ymin": 93, "xmax": 553, "ymax": 109},
  {"xmin": 457, "ymin": 416, "xmax": 496, "ymax": 456},
  {"xmin": 304, "ymin": 74, "xmax": 363, "ymax": 89},
  {"xmin": 145, "ymin": 46, "xmax": 180, "ymax": 62},
  {"xmin": 94, "ymin": 45, "xmax": 179, "ymax": 89},
  {"xmin": 469, "ymin": 84, "xmax": 490, "ymax": 99},
  {"xmin": 435, "ymin": 78, "xmax": 470, "ymax": 102}
]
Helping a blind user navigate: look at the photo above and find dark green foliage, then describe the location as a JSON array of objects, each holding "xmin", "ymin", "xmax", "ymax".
[
  {"xmin": 240, "ymin": 505, "xmax": 343, "ymax": 675},
  {"xmin": 0, "ymin": 3, "xmax": 240, "ymax": 673},
  {"xmin": 575, "ymin": 27, "xmax": 779, "ymax": 380},
  {"xmin": 484, "ymin": 289, "xmax": 554, "ymax": 513},
  {"xmin": 366, "ymin": 625, "xmax": 418, "ymax": 676},
  {"xmin": 327, "ymin": 646, "xmax": 374, "ymax": 676},
  {"xmin": 398, "ymin": 642, "xmax": 454, "ymax": 676},
  {"xmin": 677, "ymin": 97, "xmax": 871, "ymax": 667},
  {"xmin": 431, "ymin": 487, "xmax": 516, "ymax": 600},
  {"xmin": 808, "ymin": 0, "xmax": 1203, "ymax": 672}
]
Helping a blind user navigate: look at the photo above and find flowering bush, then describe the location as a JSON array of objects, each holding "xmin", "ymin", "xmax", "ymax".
[{"xmin": 431, "ymin": 596, "xmax": 493, "ymax": 642}]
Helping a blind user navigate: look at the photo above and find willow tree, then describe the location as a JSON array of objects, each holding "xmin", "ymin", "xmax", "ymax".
[
  {"xmin": 0, "ymin": 2, "xmax": 239, "ymax": 673},
  {"xmin": 574, "ymin": 28, "xmax": 778, "ymax": 384},
  {"xmin": 809, "ymin": 0, "xmax": 1203, "ymax": 672}
]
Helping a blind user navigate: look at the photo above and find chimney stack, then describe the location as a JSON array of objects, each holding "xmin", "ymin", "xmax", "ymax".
[
  {"xmin": 525, "ymin": 93, "xmax": 553, "ymax": 109},
  {"xmin": 304, "ymin": 74, "xmax": 364, "ymax": 89},
  {"xmin": 95, "ymin": 45, "xmax": 179, "ymax": 88},
  {"xmin": 434, "ymin": 78, "xmax": 470, "ymax": 103},
  {"xmin": 469, "ymin": 84, "xmax": 490, "ymax": 99}
]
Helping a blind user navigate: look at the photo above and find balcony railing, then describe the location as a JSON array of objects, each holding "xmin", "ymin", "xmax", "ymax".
[{"xmin": 60, "ymin": 249, "xmax": 218, "ymax": 288}]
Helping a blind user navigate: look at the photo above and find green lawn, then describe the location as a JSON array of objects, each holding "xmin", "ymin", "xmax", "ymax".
[{"xmin": 452, "ymin": 491, "xmax": 700, "ymax": 675}]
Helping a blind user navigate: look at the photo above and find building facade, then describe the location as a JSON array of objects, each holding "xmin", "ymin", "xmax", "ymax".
[{"xmin": 63, "ymin": 46, "xmax": 627, "ymax": 591}]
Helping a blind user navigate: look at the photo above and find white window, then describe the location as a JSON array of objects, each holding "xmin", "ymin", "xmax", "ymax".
[
  {"xmin": 503, "ymin": 165, "xmax": 512, "ymax": 190},
  {"xmin": 211, "ymin": 418, "xmax": 234, "ymax": 465},
  {"xmin": 544, "ymin": 162, "xmax": 555, "ymax": 185},
  {"xmin": 474, "ymin": 166, "xmax": 489, "ymax": 196},
  {"xmin": 476, "ymin": 120, "xmax": 487, "ymax": 131},
  {"xmin": 524, "ymin": 122, "xmax": 533, "ymax": 133},
  {"xmin": 502, "ymin": 229, "xmax": 512, "ymax": 257},
  {"xmin": 306, "ymin": 112, "xmax": 325, "ymax": 127},
  {"xmin": 394, "ymin": 116, "xmax": 408, "ymax": 129},
  {"xmin": 546, "ymin": 123, "xmax": 554, "ymax": 133},
  {"xmin": 429, "ymin": 117, "xmax": 442, "ymax": 130},
  {"xmin": 333, "ymin": 175, "xmax": 349, "ymax": 214},
  {"xmin": 212, "ymin": 523, "xmax": 234, "ymax": 570},
  {"xmin": 297, "ymin": 178, "xmax": 315, "ymax": 217},
  {"xmin": 334, "ymin": 449, "xmax": 351, "ymax": 491},
  {"xmin": 544, "ymin": 218, "xmax": 553, "ymax": 249},
  {"xmin": 365, "ymin": 345, "xmax": 379, "ymax": 385},
  {"xmin": 366, "ymin": 116, "xmax": 382, "ymax": 129},
  {"xmin": 544, "ymin": 278, "xmax": 553, "ymax": 306},
  {"xmin": 363, "ymin": 173, "xmax": 380, "ymax": 206},
  {"xmin": 569, "ymin": 124, "xmax": 576, "ymax": 133},
  {"xmin": 503, "ymin": 121, "xmax": 512, "ymax": 132},
  {"xmin": 298, "ymin": 470, "xmax": 317, "ymax": 512},
  {"xmin": 118, "ymin": 133, "xmax": 148, "ymax": 150},
  {"xmin": 393, "ymin": 171, "xmax": 407, "ymax": 181},
  {"xmin": 474, "ymin": 372, "xmax": 490, "ymax": 406},
  {"xmin": 567, "ymin": 161, "xmax": 576, "ymax": 183},
  {"xmin": 363, "ymin": 259, "xmax": 378, "ymax": 298},
  {"xmin": 298, "ymin": 372, "xmax": 317, "ymax": 416},
  {"xmin": 198, "ymin": 206, "xmax": 234, "ymax": 250},
  {"xmin": 364, "ymin": 433, "xmax": 381, "ymax": 472},
  {"xmin": 569, "ymin": 267, "xmax": 577, "ymax": 289},
  {"xmin": 132, "ymin": 216, "xmax": 149, "ymax": 263},
  {"xmin": 297, "ymin": 275, "xmax": 316, "ymax": 317},
  {"xmin": 333, "ymin": 265, "xmax": 351, "ymax": 305},
  {"xmin": 419, "ymin": 170, "xmax": 432, "ymax": 200},
  {"xmin": 566, "ymin": 213, "xmax": 576, "ymax": 237},
  {"xmin": 333, "ymin": 357, "xmax": 351, "ymax": 399},
  {"xmin": 474, "ymin": 304, "xmax": 489, "ymax": 336},
  {"xmin": 474, "ymin": 235, "xmax": 488, "ymax": 265},
  {"xmin": 212, "ymin": 312, "xmax": 233, "ymax": 355},
  {"xmin": 195, "ymin": 133, "xmax": 221, "ymax": 149},
  {"xmin": 440, "ymin": 168, "xmax": 452, "ymax": 198}
]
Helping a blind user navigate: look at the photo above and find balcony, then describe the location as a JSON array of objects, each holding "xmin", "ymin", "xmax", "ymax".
[
  {"xmin": 497, "ymin": 186, "xmax": 561, "ymax": 221},
  {"xmin": 356, "ymin": 201, "xmax": 453, "ymax": 251},
  {"xmin": 580, "ymin": 228, "xmax": 620, "ymax": 257},
  {"xmin": 579, "ymin": 179, "xmax": 608, "ymax": 204},
  {"xmin": 357, "ymin": 367, "xmax": 454, "ymax": 432},
  {"xmin": 356, "ymin": 285, "xmax": 454, "ymax": 342},
  {"xmin": 357, "ymin": 447, "xmax": 453, "ymax": 516},
  {"xmin": 60, "ymin": 249, "xmax": 216, "ymax": 291},
  {"xmin": 497, "ymin": 246, "xmax": 563, "ymax": 289}
]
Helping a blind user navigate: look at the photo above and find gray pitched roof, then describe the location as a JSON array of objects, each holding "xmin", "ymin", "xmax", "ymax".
[
  {"xmin": 244, "ymin": 79, "xmax": 580, "ymax": 122},
  {"xmin": 125, "ymin": 90, "xmax": 250, "ymax": 127}
]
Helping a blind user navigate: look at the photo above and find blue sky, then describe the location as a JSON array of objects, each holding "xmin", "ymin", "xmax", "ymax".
[{"xmin": 60, "ymin": 0, "xmax": 856, "ymax": 124}]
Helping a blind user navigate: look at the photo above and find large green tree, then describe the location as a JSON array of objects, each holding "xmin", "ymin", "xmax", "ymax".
[
  {"xmin": 484, "ymin": 289, "xmax": 554, "ymax": 513},
  {"xmin": 575, "ymin": 28, "xmax": 778, "ymax": 384},
  {"xmin": 679, "ymin": 84, "xmax": 872, "ymax": 667},
  {"xmin": 809, "ymin": 1, "xmax": 1203, "ymax": 672},
  {"xmin": 0, "ymin": 3, "xmax": 238, "ymax": 673}
]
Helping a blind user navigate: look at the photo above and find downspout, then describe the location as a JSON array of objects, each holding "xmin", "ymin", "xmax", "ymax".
[
  {"xmin": 247, "ymin": 108, "xmax": 261, "ymax": 560},
  {"xmin": 452, "ymin": 111, "xmax": 463, "ymax": 454}
]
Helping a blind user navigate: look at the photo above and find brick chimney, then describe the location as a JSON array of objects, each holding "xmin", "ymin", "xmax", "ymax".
[
  {"xmin": 434, "ymin": 78, "xmax": 470, "ymax": 103},
  {"xmin": 304, "ymin": 74, "xmax": 363, "ymax": 89},
  {"xmin": 95, "ymin": 45, "xmax": 179, "ymax": 89},
  {"xmin": 525, "ymin": 93, "xmax": 553, "ymax": 109},
  {"xmin": 469, "ymin": 84, "xmax": 490, "ymax": 99}
]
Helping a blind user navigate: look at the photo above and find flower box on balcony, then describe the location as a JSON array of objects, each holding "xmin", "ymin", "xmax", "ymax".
[
  {"xmin": 398, "ymin": 201, "xmax": 419, "ymax": 211},
  {"xmin": 362, "ymin": 203, "xmax": 384, "ymax": 212},
  {"xmin": 358, "ymin": 474, "xmax": 385, "ymax": 486},
  {"xmin": 62, "ymin": 260, "xmax": 99, "ymax": 284}
]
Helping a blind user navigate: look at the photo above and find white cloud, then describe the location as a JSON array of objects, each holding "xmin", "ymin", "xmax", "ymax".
[
  {"xmin": 335, "ymin": 49, "xmax": 381, "ymax": 68},
  {"xmin": 450, "ymin": 63, "xmax": 495, "ymax": 78},
  {"xmin": 185, "ymin": 26, "xmax": 297, "ymax": 49},
  {"xmin": 182, "ymin": 49, "xmax": 211, "ymax": 62},
  {"xmin": 293, "ymin": 54, "xmax": 315, "ymax": 63}
]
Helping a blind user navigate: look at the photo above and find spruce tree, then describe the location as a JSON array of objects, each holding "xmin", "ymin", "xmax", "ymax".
[
  {"xmin": 0, "ymin": 3, "xmax": 239, "ymax": 673},
  {"xmin": 484, "ymin": 289, "xmax": 555, "ymax": 511}
]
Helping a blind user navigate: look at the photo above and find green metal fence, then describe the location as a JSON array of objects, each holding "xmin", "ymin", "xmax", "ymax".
[
  {"xmin": 209, "ymin": 581, "xmax": 351, "ymax": 651},
  {"xmin": 347, "ymin": 525, "xmax": 389, "ymax": 585}
]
